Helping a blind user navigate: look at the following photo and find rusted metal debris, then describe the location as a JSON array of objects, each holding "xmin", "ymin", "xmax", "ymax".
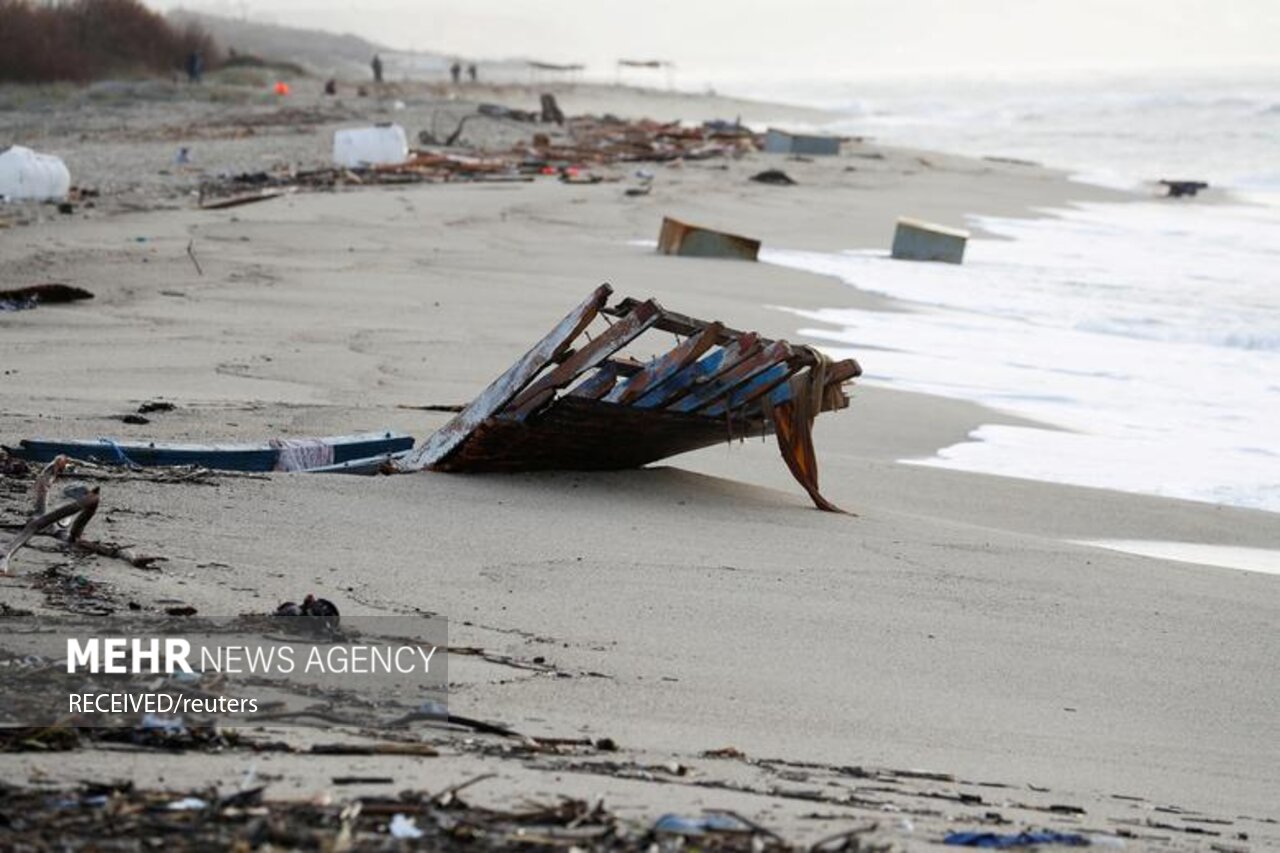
[
  {"xmin": 397, "ymin": 285, "xmax": 859, "ymax": 511},
  {"xmin": 658, "ymin": 216, "xmax": 762, "ymax": 261}
]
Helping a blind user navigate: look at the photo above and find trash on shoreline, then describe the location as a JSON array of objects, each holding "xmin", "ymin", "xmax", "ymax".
[
  {"xmin": 7, "ymin": 431, "xmax": 414, "ymax": 473},
  {"xmin": 658, "ymin": 216, "xmax": 761, "ymax": 260},
  {"xmin": 0, "ymin": 283, "xmax": 94, "ymax": 312},
  {"xmin": 0, "ymin": 455, "xmax": 165, "ymax": 574},
  {"xmin": 332, "ymin": 123, "xmax": 410, "ymax": 168},
  {"xmin": 275, "ymin": 593, "xmax": 341, "ymax": 628},
  {"xmin": 0, "ymin": 145, "xmax": 71, "ymax": 202},
  {"xmin": 751, "ymin": 168, "xmax": 797, "ymax": 186},
  {"xmin": 891, "ymin": 217, "xmax": 969, "ymax": 264},
  {"xmin": 1159, "ymin": 179, "xmax": 1209, "ymax": 198},
  {"xmin": 943, "ymin": 830, "xmax": 1093, "ymax": 847},
  {"xmin": 763, "ymin": 128, "xmax": 842, "ymax": 156},
  {"xmin": 395, "ymin": 284, "xmax": 859, "ymax": 511}
]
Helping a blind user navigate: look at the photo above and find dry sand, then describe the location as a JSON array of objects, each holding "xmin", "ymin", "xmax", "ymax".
[{"xmin": 2, "ymin": 80, "xmax": 1278, "ymax": 849}]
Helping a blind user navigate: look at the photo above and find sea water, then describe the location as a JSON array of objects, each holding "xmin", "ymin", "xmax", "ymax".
[{"xmin": 740, "ymin": 68, "xmax": 1280, "ymax": 514}]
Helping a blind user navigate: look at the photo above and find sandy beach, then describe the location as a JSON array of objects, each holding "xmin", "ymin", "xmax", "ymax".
[{"xmin": 3, "ymin": 78, "xmax": 1279, "ymax": 849}]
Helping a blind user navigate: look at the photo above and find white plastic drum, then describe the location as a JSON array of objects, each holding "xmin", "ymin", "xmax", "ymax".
[
  {"xmin": 332, "ymin": 123, "xmax": 409, "ymax": 168},
  {"xmin": 0, "ymin": 145, "xmax": 72, "ymax": 202}
]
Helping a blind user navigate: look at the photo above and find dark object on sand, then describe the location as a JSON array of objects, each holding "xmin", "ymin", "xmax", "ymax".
[
  {"xmin": 0, "ymin": 283, "xmax": 93, "ymax": 311},
  {"xmin": 658, "ymin": 217, "xmax": 761, "ymax": 261},
  {"xmin": 395, "ymin": 285, "xmax": 860, "ymax": 511},
  {"xmin": 1160, "ymin": 180, "xmax": 1209, "ymax": 198},
  {"xmin": 750, "ymin": 169, "xmax": 796, "ymax": 186},
  {"xmin": 540, "ymin": 93, "xmax": 565, "ymax": 125},
  {"xmin": 199, "ymin": 188, "xmax": 289, "ymax": 210},
  {"xmin": 7, "ymin": 431, "xmax": 414, "ymax": 472},
  {"xmin": 276, "ymin": 593, "xmax": 340, "ymax": 628}
]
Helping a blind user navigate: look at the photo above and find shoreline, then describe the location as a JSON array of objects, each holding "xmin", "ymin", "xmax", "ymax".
[{"xmin": 3, "ymin": 79, "xmax": 1279, "ymax": 847}]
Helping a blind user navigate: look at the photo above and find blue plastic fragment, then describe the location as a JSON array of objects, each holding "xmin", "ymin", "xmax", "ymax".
[
  {"xmin": 653, "ymin": 812, "xmax": 750, "ymax": 835},
  {"xmin": 944, "ymin": 830, "xmax": 1091, "ymax": 848}
]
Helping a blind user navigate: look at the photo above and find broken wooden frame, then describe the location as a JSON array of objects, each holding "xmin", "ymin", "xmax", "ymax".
[{"xmin": 396, "ymin": 285, "xmax": 860, "ymax": 511}]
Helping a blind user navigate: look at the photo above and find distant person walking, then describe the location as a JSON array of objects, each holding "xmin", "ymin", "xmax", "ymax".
[
  {"xmin": 371, "ymin": 54, "xmax": 383, "ymax": 83},
  {"xmin": 467, "ymin": 63, "xmax": 477, "ymax": 83},
  {"xmin": 185, "ymin": 50, "xmax": 203, "ymax": 84},
  {"xmin": 450, "ymin": 61, "xmax": 461, "ymax": 84}
]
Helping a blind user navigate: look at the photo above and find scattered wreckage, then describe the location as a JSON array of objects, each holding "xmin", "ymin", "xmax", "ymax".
[
  {"xmin": 196, "ymin": 111, "xmax": 763, "ymax": 207},
  {"xmin": 5, "ymin": 290, "xmax": 858, "ymax": 510}
]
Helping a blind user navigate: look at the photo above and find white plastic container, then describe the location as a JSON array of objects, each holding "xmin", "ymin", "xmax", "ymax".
[
  {"xmin": 0, "ymin": 145, "xmax": 72, "ymax": 202},
  {"xmin": 332, "ymin": 123, "xmax": 409, "ymax": 168}
]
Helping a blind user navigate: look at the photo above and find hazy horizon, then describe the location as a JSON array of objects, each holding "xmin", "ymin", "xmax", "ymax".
[{"xmin": 146, "ymin": 0, "xmax": 1279, "ymax": 85}]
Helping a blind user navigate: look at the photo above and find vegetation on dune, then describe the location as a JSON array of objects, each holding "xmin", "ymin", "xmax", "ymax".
[{"xmin": 0, "ymin": 0, "xmax": 219, "ymax": 83}]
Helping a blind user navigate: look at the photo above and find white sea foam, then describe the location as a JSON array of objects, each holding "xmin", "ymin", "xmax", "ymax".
[{"xmin": 762, "ymin": 201, "xmax": 1280, "ymax": 512}]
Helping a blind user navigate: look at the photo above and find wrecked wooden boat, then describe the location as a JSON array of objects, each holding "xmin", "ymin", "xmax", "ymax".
[
  {"xmin": 396, "ymin": 285, "xmax": 860, "ymax": 511},
  {"xmin": 657, "ymin": 217, "xmax": 761, "ymax": 261},
  {"xmin": 8, "ymin": 431, "xmax": 414, "ymax": 473}
]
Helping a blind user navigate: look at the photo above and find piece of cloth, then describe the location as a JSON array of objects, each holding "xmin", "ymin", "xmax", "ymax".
[
  {"xmin": 270, "ymin": 438, "xmax": 335, "ymax": 472},
  {"xmin": 770, "ymin": 346, "xmax": 845, "ymax": 513},
  {"xmin": 944, "ymin": 830, "xmax": 1092, "ymax": 848}
]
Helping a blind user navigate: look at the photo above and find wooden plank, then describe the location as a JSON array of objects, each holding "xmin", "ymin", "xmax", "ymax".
[
  {"xmin": 567, "ymin": 361, "xmax": 622, "ymax": 399},
  {"xmin": 507, "ymin": 300, "xmax": 660, "ymax": 419},
  {"xmin": 605, "ymin": 321, "xmax": 723, "ymax": 404},
  {"xmin": 673, "ymin": 341, "xmax": 792, "ymax": 413},
  {"xmin": 702, "ymin": 362, "xmax": 796, "ymax": 417},
  {"xmin": 634, "ymin": 333, "xmax": 761, "ymax": 410},
  {"xmin": 12, "ymin": 432, "xmax": 414, "ymax": 472},
  {"xmin": 398, "ymin": 284, "xmax": 612, "ymax": 470},
  {"xmin": 604, "ymin": 299, "xmax": 745, "ymax": 344},
  {"xmin": 631, "ymin": 346, "xmax": 726, "ymax": 409}
]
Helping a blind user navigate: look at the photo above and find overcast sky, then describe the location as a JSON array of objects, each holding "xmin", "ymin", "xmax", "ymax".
[{"xmin": 147, "ymin": 0, "xmax": 1279, "ymax": 81}]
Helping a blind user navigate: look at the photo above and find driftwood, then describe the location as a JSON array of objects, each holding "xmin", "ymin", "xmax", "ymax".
[{"xmin": 1, "ymin": 455, "xmax": 164, "ymax": 573}]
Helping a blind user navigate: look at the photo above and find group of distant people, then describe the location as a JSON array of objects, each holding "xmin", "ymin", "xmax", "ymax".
[
  {"xmin": 186, "ymin": 49, "xmax": 480, "ymax": 91},
  {"xmin": 369, "ymin": 54, "xmax": 477, "ymax": 85}
]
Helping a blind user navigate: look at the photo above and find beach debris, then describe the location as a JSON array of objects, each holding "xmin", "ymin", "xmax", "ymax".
[
  {"xmin": 389, "ymin": 813, "xmax": 426, "ymax": 839},
  {"xmin": 198, "ymin": 187, "xmax": 289, "ymax": 210},
  {"xmin": 658, "ymin": 216, "xmax": 761, "ymax": 260},
  {"xmin": 541, "ymin": 93, "xmax": 566, "ymax": 124},
  {"xmin": 275, "ymin": 593, "xmax": 341, "ymax": 628},
  {"xmin": 332, "ymin": 123, "xmax": 409, "ymax": 168},
  {"xmin": 137, "ymin": 400, "xmax": 175, "ymax": 414},
  {"xmin": 1, "ymin": 457, "xmax": 162, "ymax": 573},
  {"xmin": 653, "ymin": 811, "xmax": 754, "ymax": 837},
  {"xmin": 0, "ymin": 145, "xmax": 71, "ymax": 202},
  {"xmin": 1159, "ymin": 179, "xmax": 1209, "ymax": 198},
  {"xmin": 891, "ymin": 217, "xmax": 969, "ymax": 264},
  {"xmin": 395, "ymin": 285, "xmax": 859, "ymax": 511},
  {"xmin": 763, "ymin": 128, "xmax": 842, "ymax": 156},
  {"xmin": 943, "ymin": 830, "xmax": 1092, "ymax": 847},
  {"xmin": 7, "ymin": 430, "xmax": 414, "ymax": 473},
  {"xmin": 751, "ymin": 168, "xmax": 797, "ymax": 186},
  {"xmin": 0, "ymin": 283, "xmax": 93, "ymax": 312}
]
